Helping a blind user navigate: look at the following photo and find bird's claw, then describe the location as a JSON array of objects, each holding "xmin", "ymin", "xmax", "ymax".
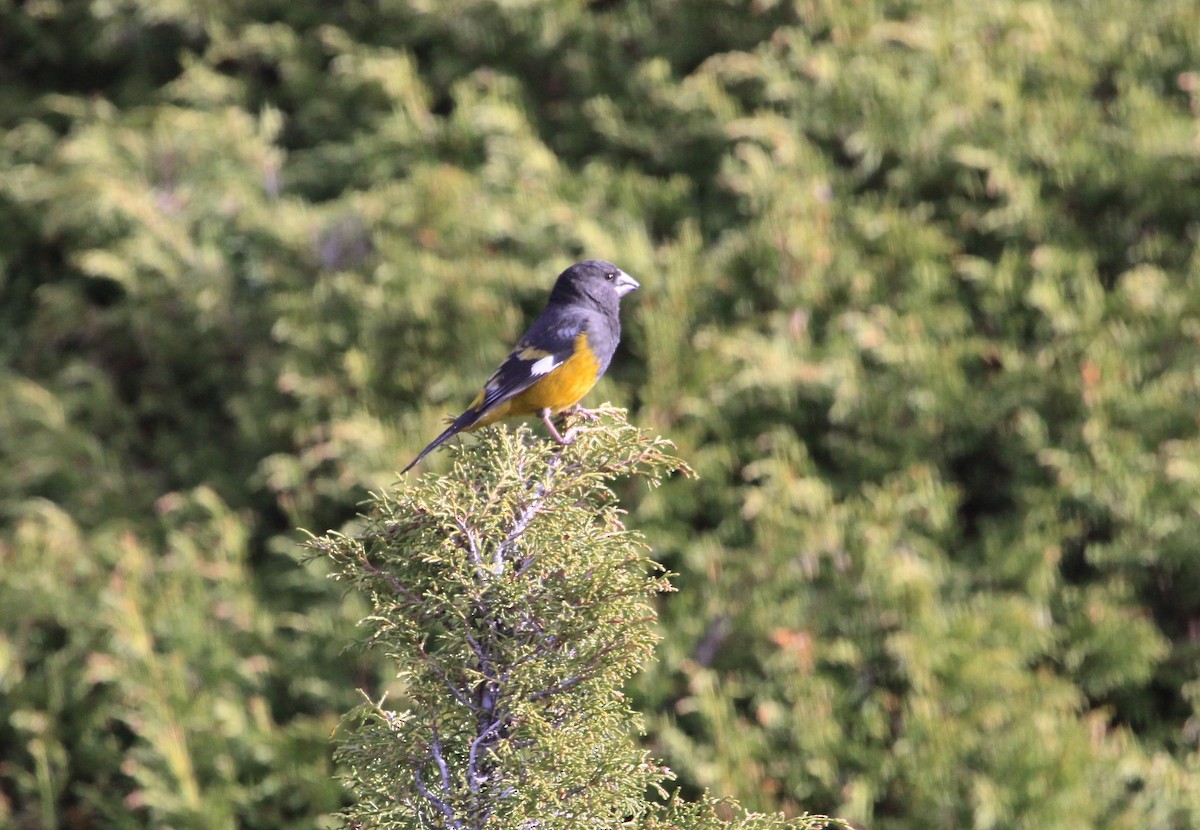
[
  {"xmin": 540, "ymin": 410, "xmax": 573, "ymax": 445},
  {"xmin": 566, "ymin": 405, "xmax": 602, "ymax": 423}
]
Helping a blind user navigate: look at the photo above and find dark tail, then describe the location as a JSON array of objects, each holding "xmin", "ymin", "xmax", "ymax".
[{"xmin": 401, "ymin": 411, "xmax": 478, "ymax": 474}]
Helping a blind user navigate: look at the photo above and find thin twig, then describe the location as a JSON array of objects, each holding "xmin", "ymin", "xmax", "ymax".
[
  {"xmin": 358, "ymin": 556, "xmax": 422, "ymax": 604},
  {"xmin": 526, "ymin": 639, "xmax": 624, "ymax": 702},
  {"xmin": 430, "ymin": 729, "xmax": 452, "ymax": 792},
  {"xmin": 496, "ymin": 444, "xmax": 573, "ymax": 566},
  {"xmin": 414, "ymin": 766, "xmax": 460, "ymax": 826},
  {"xmin": 419, "ymin": 643, "xmax": 474, "ymax": 709},
  {"xmin": 467, "ymin": 719, "xmax": 503, "ymax": 794},
  {"xmin": 453, "ymin": 517, "xmax": 484, "ymax": 569}
]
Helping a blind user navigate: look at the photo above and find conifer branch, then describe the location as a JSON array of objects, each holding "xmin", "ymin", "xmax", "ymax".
[
  {"xmin": 316, "ymin": 409, "xmax": 839, "ymax": 829},
  {"xmin": 412, "ymin": 766, "xmax": 458, "ymax": 827}
]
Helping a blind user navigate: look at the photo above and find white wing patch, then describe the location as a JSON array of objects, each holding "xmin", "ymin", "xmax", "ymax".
[{"xmin": 530, "ymin": 354, "xmax": 559, "ymax": 375}]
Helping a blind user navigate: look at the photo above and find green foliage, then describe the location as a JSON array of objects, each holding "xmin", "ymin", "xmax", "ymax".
[
  {"xmin": 3, "ymin": 0, "xmax": 1200, "ymax": 827},
  {"xmin": 645, "ymin": 795, "xmax": 847, "ymax": 830},
  {"xmin": 0, "ymin": 489, "xmax": 349, "ymax": 828},
  {"xmin": 310, "ymin": 410, "xmax": 840, "ymax": 830},
  {"xmin": 312, "ymin": 410, "xmax": 681, "ymax": 827}
]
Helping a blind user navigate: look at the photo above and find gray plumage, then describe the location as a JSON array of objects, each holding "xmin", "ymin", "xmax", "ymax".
[{"xmin": 402, "ymin": 260, "xmax": 640, "ymax": 473}]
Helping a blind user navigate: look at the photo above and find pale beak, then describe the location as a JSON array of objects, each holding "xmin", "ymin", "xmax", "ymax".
[{"xmin": 614, "ymin": 270, "xmax": 640, "ymax": 298}]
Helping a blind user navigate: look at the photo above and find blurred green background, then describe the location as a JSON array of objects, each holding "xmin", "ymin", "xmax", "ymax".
[{"xmin": 3, "ymin": 0, "xmax": 1200, "ymax": 827}]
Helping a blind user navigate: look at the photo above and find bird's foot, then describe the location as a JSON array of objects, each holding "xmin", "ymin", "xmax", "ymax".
[
  {"xmin": 540, "ymin": 409, "xmax": 573, "ymax": 445},
  {"xmin": 565, "ymin": 405, "xmax": 602, "ymax": 423}
]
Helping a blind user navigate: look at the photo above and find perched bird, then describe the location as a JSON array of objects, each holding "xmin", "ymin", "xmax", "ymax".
[{"xmin": 402, "ymin": 260, "xmax": 640, "ymax": 473}]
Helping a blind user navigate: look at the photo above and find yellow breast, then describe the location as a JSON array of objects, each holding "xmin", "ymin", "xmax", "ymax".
[{"xmin": 472, "ymin": 332, "xmax": 600, "ymax": 427}]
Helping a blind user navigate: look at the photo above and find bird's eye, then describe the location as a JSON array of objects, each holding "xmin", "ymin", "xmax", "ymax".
[{"xmin": 605, "ymin": 272, "xmax": 616, "ymax": 281}]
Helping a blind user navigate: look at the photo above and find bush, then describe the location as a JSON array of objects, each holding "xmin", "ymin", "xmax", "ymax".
[{"xmin": 2, "ymin": 0, "xmax": 1199, "ymax": 827}]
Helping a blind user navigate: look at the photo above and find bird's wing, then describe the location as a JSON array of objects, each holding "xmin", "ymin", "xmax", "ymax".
[
  {"xmin": 400, "ymin": 312, "xmax": 587, "ymax": 474},
  {"xmin": 468, "ymin": 314, "xmax": 586, "ymax": 415}
]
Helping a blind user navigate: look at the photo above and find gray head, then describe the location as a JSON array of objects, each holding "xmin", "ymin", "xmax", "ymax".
[{"xmin": 547, "ymin": 260, "xmax": 640, "ymax": 316}]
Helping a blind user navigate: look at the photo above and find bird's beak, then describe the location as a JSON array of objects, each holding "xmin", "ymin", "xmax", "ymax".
[{"xmin": 614, "ymin": 270, "xmax": 640, "ymax": 298}]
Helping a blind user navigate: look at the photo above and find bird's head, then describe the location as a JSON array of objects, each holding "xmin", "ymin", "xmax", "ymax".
[{"xmin": 550, "ymin": 259, "xmax": 640, "ymax": 313}]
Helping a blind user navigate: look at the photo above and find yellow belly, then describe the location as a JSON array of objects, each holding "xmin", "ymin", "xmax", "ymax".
[{"xmin": 472, "ymin": 332, "xmax": 600, "ymax": 427}]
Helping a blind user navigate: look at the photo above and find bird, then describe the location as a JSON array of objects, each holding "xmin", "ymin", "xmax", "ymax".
[{"xmin": 401, "ymin": 260, "xmax": 640, "ymax": 473}]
